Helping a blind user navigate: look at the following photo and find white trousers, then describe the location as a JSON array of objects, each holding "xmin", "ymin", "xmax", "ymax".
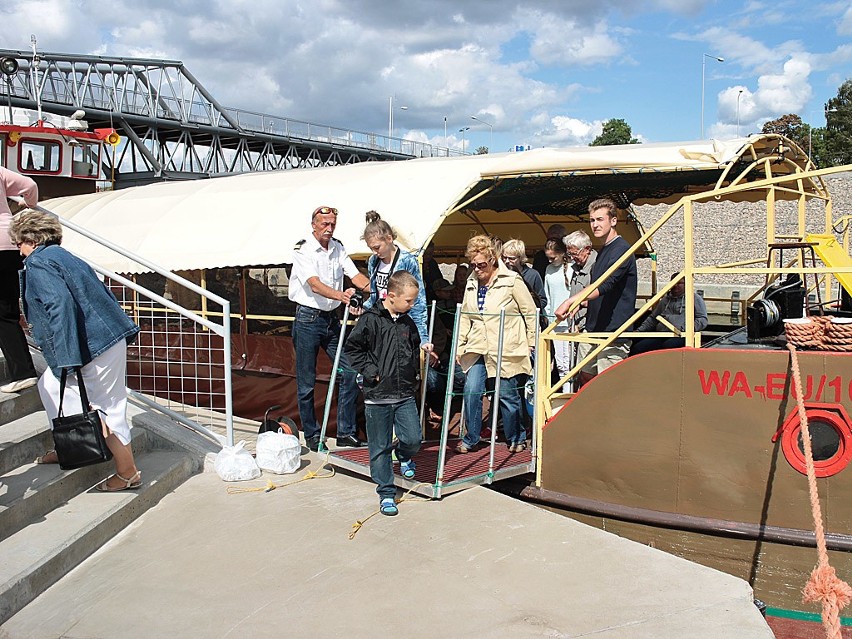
[
  {"xmin": 38, "ymin": 340, "xmax": 132, "ymax": 445},
  {"xmin": 552, "ymin": 326, "xmax": 573, "ymax": 393}
]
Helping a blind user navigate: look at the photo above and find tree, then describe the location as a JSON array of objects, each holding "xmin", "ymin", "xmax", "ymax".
[
  {"xmin": 823, "ymin": 79, "xmax": 852, "ymax": 166},
  {"xmin": 590, "ymin": 119, "xmax": 640, "ymax": 146},
  {"xmin": 475, "ymin": 146, "xmax": 489, "ymax": 155},
  {"xmin": 761, "ymin": 114, "xmax": 808, "ymax": 151}
]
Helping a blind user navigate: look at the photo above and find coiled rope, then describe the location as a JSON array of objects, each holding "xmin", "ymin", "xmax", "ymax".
[{"xmin": 787, "ymin": 343, "xmax": 852, "ymax": 638}]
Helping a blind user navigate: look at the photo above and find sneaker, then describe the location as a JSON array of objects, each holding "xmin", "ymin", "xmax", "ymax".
[
  {"xmin": 400, "ymin": 459, "xmax": 416, "ymax": 479},
  {"xmin": 380, "ymin": 498, "xmax": 398, "ymax": 516},
  {"xmin": 0, "ymin": 377, "xmax": 37, "ymax": 393}
]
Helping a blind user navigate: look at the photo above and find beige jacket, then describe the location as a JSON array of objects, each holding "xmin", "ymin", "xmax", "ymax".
[{"xmin": 457, "ymin": 262, "xmax": 537, "ymax": 378}]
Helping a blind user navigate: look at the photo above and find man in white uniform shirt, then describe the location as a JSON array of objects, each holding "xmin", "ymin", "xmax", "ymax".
[{"xmin": 289, "ymin": 206, "xmax": 371, "ymax": 451}]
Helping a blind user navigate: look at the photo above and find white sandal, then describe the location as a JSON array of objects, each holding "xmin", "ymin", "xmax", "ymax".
[{"xmin": 96, "ymin": 470, "xmax": 142, "ymax": 492}]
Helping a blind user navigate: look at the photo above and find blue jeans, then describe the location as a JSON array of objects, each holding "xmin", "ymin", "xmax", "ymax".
[
  {"xmin": 292, "ymin": 305, "xmax": 358, "ymax": 439},
  {"xmin": 425, "ymin": 359, "xmax": 466, "ymax": 414},
  {"xmin": 460, "ymin": 356, "xmax": 527, "ymax": 448},
  {"xmin": 365, "ymin": 397, "xmax": 421, "ymax": 500}
]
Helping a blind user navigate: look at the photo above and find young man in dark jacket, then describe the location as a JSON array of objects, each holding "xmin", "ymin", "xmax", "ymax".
[{"xmin": 344, "ymin": 270, "xmax": 422, "ymax": 516}]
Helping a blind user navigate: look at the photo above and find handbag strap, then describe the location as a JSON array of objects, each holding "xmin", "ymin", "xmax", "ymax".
[{"xmin": 57, "ymin": 368, "xmax": 91, "ymax": 417}]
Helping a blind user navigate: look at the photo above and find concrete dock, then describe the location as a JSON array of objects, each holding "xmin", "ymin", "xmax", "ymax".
[{"xmin": 1, "ymin": 453, "xmax": 773, "ymax": 638}]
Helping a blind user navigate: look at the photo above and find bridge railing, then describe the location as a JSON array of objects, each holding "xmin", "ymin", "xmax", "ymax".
[{"xmin": 0, "ymin": 49, "xmax": 462, "ymax": 158}]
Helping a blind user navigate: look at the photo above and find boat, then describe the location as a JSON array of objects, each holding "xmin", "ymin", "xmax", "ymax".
[
  {"xmin": 1, "ymin": 53, "xmax": 119, "ymax": 198},
  {"xmin": 38, "ymin": 134, "xmax": 852, "ymax": 635}
]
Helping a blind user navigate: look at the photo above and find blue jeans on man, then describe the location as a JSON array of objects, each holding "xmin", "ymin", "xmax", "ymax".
[
  {"xmin": 292, "ymin": 305, "xmax": 358, "ymax": 440},
  {"xmin": 459, "ymin": 356, "xmax": 528, "ymax": 449},
  {"xmin": 365, "ymin": 397, "xmax": 421, "ymax": 500}
]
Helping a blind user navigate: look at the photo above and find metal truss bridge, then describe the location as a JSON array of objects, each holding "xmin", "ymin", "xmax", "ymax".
[{"xmin": 0, "ymin": 49, "xmax": 458, "ymax": 186}]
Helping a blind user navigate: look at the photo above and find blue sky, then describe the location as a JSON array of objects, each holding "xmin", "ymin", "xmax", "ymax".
[{"xmin": 1, "ymin": 0, "xmax": 850, "ymax": 153}]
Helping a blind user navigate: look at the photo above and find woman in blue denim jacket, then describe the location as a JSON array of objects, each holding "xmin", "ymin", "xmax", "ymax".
[
  {"xmin": 361, "ymin": 211, "xmax": 433, "ymax": 351},
  {"xmin": 10, "ymin": 210, "xmax": 143, "ymax": 492}
]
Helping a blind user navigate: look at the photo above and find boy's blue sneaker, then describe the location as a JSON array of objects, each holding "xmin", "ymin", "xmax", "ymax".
[
  {"xmin": 400, "ymin": 459, "xmax": 416, "ymax": 479},
  {"xmin": 380, "ymin": 498, "xmax": 398, "ymax": 516}
]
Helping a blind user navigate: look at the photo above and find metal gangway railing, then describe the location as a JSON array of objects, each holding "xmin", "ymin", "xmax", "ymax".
[
  {"xmin": 0, "ymin": 48, "xmax": 462, "ymax": 179},
  {"xmin": 17, "ymin": 198, "xmax": 235, "ymax": 448},
  {"xmin": 535, "ymin": 164, "xmax": 852, "ymax": 433},
  {"xmin": 325, "ymin": 301, "xmax": 537, "ymax": 499}
]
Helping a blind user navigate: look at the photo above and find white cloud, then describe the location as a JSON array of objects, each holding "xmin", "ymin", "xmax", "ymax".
[{"xmin": 838, "ymin": 5, "xmax": 852, "ymax": 36}]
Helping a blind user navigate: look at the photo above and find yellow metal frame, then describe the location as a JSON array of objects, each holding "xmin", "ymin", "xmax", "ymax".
[{"xmin": 534, "ymin": 147, "xmax": 852, "ymax": 487}]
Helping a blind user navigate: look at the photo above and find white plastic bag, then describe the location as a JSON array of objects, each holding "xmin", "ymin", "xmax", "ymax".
[
  {"xmin": 214, "ymin": 440, "xmax": 261, "ymax": 481},
  {"xmin": 255, "ymin": 430, "xmax": 301, "ymax": 474}
]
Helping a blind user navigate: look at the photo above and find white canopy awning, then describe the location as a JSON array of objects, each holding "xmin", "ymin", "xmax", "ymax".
[{"xmin": 40, "ymin": 136, "xmax": 799, "ymax": 274}]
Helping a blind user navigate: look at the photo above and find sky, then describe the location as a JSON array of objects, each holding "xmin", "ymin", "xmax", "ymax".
[{"xmin": 1, "ymin": 0, "xmax": 850, "ymax": 154}]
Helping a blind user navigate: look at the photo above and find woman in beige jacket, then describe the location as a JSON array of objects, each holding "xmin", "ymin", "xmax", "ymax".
[{"xmin": 455, "ymin": 235, "xmax": 537, "ymax": 453}]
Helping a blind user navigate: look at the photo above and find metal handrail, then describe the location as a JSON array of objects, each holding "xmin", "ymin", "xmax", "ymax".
[{"xmin": 19, "ymin": 198, "xmax": 235, "ymax": 447}]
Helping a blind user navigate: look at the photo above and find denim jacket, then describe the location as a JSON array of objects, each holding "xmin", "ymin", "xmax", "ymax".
[
  {"xmin": 365, "ymin": 247, "xmax": 429, "ymax": 345},
  {"xmin": 20, "ymin": 244, "xmax": 140, "ymax": 377}
]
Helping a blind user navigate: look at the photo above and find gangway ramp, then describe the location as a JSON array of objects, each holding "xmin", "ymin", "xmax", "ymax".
[
  {"xmin": 329, "ymin": 440, "xmax": 534, "ymax": 498},
  {"xmin": 805, "ymin": 232, "xmax": 852, "ymax": 297}
]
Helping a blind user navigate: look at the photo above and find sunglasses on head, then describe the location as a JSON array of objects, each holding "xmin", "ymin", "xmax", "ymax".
[{"xmin": 312, "ymin": 206, "xmax": 338, "ymax": 218}]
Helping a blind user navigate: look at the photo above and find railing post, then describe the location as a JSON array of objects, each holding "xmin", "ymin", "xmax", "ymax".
[
  {"xmin": 486, "ymin": 308, "xmax": 507, "ymax": 481},
  {"xmin": 436, "ymin": 303, "xmax": 462, "ymax": 498},
  {"xmin": 420, "ymin": 300, "xmax": 437, "ymax": 437},
  {"xmin": 319, "ymin": 304, "xmax": 351, "ymax": 452}
]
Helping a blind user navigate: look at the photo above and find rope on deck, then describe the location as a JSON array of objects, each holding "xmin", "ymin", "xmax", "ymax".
[
  {"xmin": 225, "ymin": 451, "xmax": 337, "ymax": 494},
  {"xmin": 349, "ymin": 483, "xmax": 432, "ymax": 540},
  {"xmin": 787, "ymin": 343, "xmax": 852, "ymax": 639}
]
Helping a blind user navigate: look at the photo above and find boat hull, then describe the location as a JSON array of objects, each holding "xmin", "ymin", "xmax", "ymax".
[{"xmin": 538, "ymin": 346, "xmax": 852, "ymax": 621}]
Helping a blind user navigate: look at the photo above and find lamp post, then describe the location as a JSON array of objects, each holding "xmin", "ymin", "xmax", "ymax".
[
  {"xmin": 458, "ymin": 126, "xmax": 470, "ymax": 153},
  {"xmin": 701, "ymin": 53, "xmax": 724, "ymax": 139},
  {"xmin": 387, "ymin": 97, "xmax": 408, "ymax": 150},
  {"xmin": 470, "ymin": 115, "xmax": 493, "ymax": 151},
  {"xmin": 736, "ymin": 89, "xmax": 744, "ymax": 137}
]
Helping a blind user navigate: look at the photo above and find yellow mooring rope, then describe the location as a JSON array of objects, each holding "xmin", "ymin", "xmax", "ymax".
[
  {"xmin": 349, "ymin": 483, "xmax": 433, "ymax": 540},
  {"xmin": 226, "ymin": 451, "xmax": 337, "ymax": 495}
]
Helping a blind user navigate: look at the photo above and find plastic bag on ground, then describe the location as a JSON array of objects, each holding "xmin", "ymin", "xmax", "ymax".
[
  {"xmin": 214, "ymin": 440, "xmax": 261, "ymax": 481},
  {"xmin": 255, "ymin": 430, "xmax": 301, "ymax": 474}
]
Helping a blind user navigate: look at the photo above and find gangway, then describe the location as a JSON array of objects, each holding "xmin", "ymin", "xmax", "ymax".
[
  {"xmin": 325, "ymin": 304, "xmax": 537, "ymax": 498},
  {"xmin": 805, "ymin": 232, "xmax": 852, "ymax": 298},
  {"xmin": 0, "ymin": 47, "xmax": 457, "ymax": 186}
]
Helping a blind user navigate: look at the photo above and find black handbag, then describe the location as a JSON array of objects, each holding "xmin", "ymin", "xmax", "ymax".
[{"xmin": 52, "ymin": 368, "xmax": 113, "ymax": 470}]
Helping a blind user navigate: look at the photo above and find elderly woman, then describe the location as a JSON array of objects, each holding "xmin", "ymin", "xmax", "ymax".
[
  {"xmin": 501, "ymin": 238, "xmax": 547, "ymax": 328},
  {"xmin": 455, "ymin": 235, "xmax": 537, "ymax": 453},
  {"xmin": 10, "ymin": 210, "xmax": 142, "ymax": 491}
]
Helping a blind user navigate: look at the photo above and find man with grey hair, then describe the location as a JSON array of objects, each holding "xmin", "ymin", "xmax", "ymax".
[
  {"xmin": 533, "ymin": 223, "xmax": 568, "ymax": 280},
  {"xmin": 562, "ymin": 231, "xmax": 597, "ymax": 331}
]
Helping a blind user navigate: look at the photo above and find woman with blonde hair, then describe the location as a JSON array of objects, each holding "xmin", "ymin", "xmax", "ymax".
[
  {"xmin": 10, "ymin": 209, "xmax": 142, "ymax": 491},
  {"xmin": 454, "ymin": 235, "xmax": 537, "ymax": 453}
]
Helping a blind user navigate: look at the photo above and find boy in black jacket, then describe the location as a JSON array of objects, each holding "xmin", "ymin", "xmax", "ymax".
[{"xmin": 345, "ymin": 271, "xmax": 423, "ymax": 516}]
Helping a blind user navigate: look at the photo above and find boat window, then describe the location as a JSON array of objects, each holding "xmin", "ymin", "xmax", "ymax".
[
  {"xmin": 780, "ymin": 406, "xmax": 852, "ymax": 478},
  {"xmin": 19, "ymin": 138, "xmax": 61, "ymax": 173},
  {"xmin": 245, "ymin": 267, "xmax": 297, "ymax": 335},
  {"xmin": 796, "ymin": 419, "xmax": 841, "ymax": 461},
  {"xmin": 72, "ymin": 142, "xmax": 100, "ymax": 178}
]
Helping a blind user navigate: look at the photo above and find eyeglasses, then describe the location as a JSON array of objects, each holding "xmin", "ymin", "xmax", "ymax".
[
  {"xmin": 567, "ymin": 247, "xmax": 589, "ymax": 259},
  {"xmin": 312, "ymin": 206, "xmax": 338, "ymax": 218},
  {"xmin": 502, "ymin": 255, "xmax": 520, "ymax": 262},
  {"xmin": 471, "ymin": 260, "xmax": 491, "ymax": 270}
]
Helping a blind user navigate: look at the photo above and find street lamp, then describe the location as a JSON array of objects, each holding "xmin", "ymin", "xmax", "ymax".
[
  {"xmin": 387, "ymin": 97, "xmax": 408, "ymax": 147},
  {"xmin": 701, "ymin": 53, "xmax": 724, "ymax": 139},
  {"xmin": 470, "ymin": 115, "xmax": 493, "ymax": 151},
  {"xmin": 458, "ymin": 126, "xmax": 470, "ymax": 153},
  {"xmin": 736, "ymin": 89, "xmax": 744, "ymax": 137}
]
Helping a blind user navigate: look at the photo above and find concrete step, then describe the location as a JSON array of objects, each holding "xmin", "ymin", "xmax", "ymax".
[
  {"xmin": 0, "ymin": 387, "xmax": 43, "ymax": 428},
  {"xmin": 0, "ymin": 447, "xmax": 196, "ymax": 625},
  {"xmin": 0, "ymin": 410, "xmax": 52, "ymax": 477},
  {"xmin": 0, "ymin": 426, "xmax": 154, "ymax": 541}
]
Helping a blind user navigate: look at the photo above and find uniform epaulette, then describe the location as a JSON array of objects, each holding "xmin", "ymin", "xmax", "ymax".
[
  {"xmin": 331, "ymin": 237, "xmax": 344, "ymax": 248},
  {"xmin": 293, "ymin": 239, "xmax": 307, "ymax": 251}
]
